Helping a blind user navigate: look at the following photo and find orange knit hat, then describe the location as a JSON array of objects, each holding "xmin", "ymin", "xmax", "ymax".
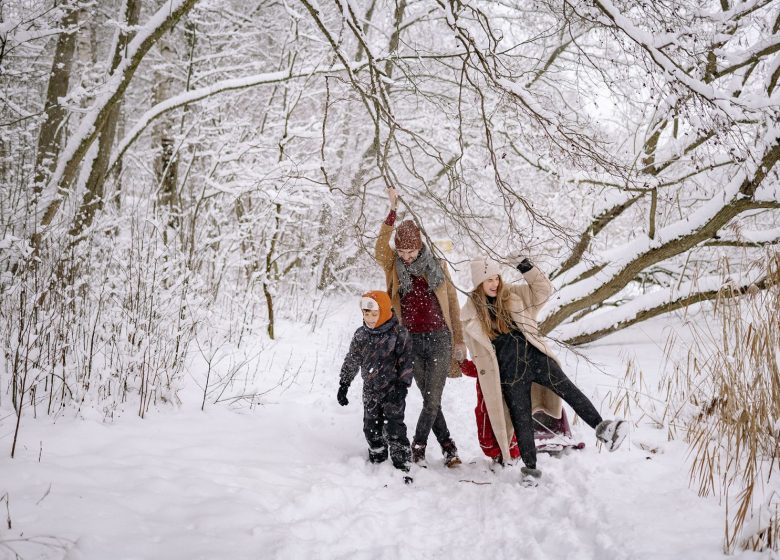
[{"xmin": 360, "ymin": 290, "xmax": 393, "ymax": 328}]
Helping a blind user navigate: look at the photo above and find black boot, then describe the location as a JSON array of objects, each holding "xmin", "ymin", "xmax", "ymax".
[
  {"xmin": 394, "ymin": 461, "xmax": 413, "ymax": 484},
  {"xmin": 520, "ymin": 466, "xmax": 542, "ymax": 487},
  {"xmin": 368, "ymin": 445, "xmax": 388, "ymax": 464},
  {"xmin": 441, "ymin": 439, "xmax": 462, "ymax": 468},
  {"xmin": 411, "ymin": 441, "xmax": 427, "ymax": 465}
]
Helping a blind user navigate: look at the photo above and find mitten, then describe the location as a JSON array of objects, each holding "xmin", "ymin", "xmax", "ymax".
[
  {"xmin": 506, "ymin": 250, "xmax": 533, "ymax": 273},
  {"xmin": 336, "ymin": 383, "xmax": 349, "ymax": 406},
  {"xmin": 517, "ymin": 258, "xmax": 534, "ymax": 273},
  {"xmin": 459, "ymin": 359, "xmax": 478, "ymax": 378},
  {"xmin": 453, "ymin": 342, "xmax": 467, "ymax": 362}
]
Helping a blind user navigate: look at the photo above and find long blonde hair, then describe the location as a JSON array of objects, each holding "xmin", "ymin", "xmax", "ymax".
[{"xmin": 469, "ymin": 275, "xmax": 515, "ymax": 340}]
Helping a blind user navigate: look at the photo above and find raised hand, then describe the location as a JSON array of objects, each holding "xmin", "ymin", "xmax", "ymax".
[
  {"xmin": 506, "ymin": 250, "xmax": 534, "ymax": 273},
  {"xmin": 505, "ymin": 249, "xmax": 527, "ymax": 266},
  {"xmin": 387, "ymin": 186, "xmax": 398, "ymax": 211},
  {"xmin": 453, "ymin": 342, "xmax": 467, "ymax": 362}
]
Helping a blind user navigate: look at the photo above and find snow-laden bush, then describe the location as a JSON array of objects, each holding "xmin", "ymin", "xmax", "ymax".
[
  {"xmin": 0, "ymin": 182, "xmax": 373, "ymax": 453},
  {"xmin": 1, "ymin": 219, "xmax": 196, "ymax": 431}
]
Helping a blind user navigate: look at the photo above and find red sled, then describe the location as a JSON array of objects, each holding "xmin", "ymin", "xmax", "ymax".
[{"xmin": 460, "ymin": 359, "xmax": 585, "ymax": 459}]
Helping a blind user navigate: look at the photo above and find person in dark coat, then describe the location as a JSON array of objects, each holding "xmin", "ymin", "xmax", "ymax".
[{"xmin": 338, "ymin": 291, "xmax": 414, "ymax": 475}]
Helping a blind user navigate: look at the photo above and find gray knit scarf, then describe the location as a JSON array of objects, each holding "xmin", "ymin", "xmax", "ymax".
[{"xmin": 396, "ymin": 245, "xmax": 444, "ymax": 296}]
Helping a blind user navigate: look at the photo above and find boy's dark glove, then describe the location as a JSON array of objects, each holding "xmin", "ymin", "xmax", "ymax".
[{"xmin": 337, "ymin": 383, "xmax": 349, "ymax": 406}]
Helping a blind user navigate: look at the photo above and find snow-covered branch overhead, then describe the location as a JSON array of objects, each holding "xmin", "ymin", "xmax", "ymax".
[{"xmin": 552, "ymin": 269, "xmax": 772, "ymax": 345}]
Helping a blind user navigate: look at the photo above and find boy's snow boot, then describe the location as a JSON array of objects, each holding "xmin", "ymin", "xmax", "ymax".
[
  {"xmin": 595, "ymin": 419, "xmax": 628, "ymax": 452},
  {"xmin": 441, "ymin": 439, "xmax": 462, "ymax": 468},
  {"xmin": 411, "ymin": 441, "xmax": 427, "ymax": 465},
  {"xmin": 396, "ymin": 462, "xmax": 413, "ymax": 484},
  {"xmin": 368, "ymin": 445, "xmax": 388, "ymax": 464},
  {"xmin": 520, "ymin": 466, "xmax": 542, "ymax": 488}
]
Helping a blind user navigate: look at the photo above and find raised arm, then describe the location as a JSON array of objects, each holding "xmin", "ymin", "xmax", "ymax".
[
  {"xmin": 508, "ymin": 258, "xmax": 553, "ymax": 319},
  {"xmin": 374, "ymin": 187, "xmax": 399, "ymax": 272}
]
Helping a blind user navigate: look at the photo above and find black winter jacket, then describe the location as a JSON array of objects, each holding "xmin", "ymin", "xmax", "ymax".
[{"xmin": 339, "ymin": 315, "xmax": 413, "ymax": 394}]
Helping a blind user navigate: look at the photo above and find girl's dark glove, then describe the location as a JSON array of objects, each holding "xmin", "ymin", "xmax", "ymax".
[
  {"xmin": 507, "ymin": 250, "xmax": 534, "ymax": 273},
  {"xmin": 517, "ymin": 258, "xmax": 534, "ymax": 273}
]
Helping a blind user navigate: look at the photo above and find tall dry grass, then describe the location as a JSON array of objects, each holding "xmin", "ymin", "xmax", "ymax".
[
  {"xmin": 660, "ymin": 255, "xmax": 780, "ymax": 553},
  {"xmin": 604, "ymin": 254, "xmax": 779, "ymax": 552}
]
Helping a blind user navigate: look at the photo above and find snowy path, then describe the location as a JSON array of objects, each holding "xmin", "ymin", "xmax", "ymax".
[{"xmin": 0, "ymin": 303, "xmax": 753, "ymax": 560}]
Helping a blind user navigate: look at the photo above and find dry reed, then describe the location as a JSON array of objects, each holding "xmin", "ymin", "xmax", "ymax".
[{"xmin": 661, "ymin": 254, "xmax": 780, "ymax": 553}]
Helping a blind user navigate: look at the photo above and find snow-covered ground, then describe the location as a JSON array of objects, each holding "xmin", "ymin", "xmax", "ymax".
[{"xmin": 0, "ymin": 296, "xmax": 769, "ymax": 560}]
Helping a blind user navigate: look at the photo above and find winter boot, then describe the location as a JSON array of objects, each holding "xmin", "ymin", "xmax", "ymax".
[
  {"xmin": 520, "ymin": 466, "xmax": 542, "ymax": 488},
  {"xmin": 441, "ymin": 439, "xmax": 462, "ymax": 468},
  {"xmin": 411, "ymin": 441, "xmax": 427, "ymax": 466},
  {"xmin": 488, "ymin": 454, "xmax": 504, "ymax": 473},
  {"xmin": 595, "ymin": 419, "xmax": 628, "ymax": 452},
  {"xmin": 368, "ymin": 445, "xmax": 388, "ymax": 464},
  {"xmin": 396, "ymin": 462, "xmax": 413, "ymax": 485}
]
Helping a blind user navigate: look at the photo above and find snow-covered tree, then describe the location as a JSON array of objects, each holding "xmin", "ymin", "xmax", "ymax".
[{"xmin": 1, "ymin": 0, "xmax": 778, "ymax": 418}]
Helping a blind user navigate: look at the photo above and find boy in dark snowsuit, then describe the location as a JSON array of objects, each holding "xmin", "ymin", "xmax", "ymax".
[{"xmin": 337, "ymin": 291, "xmax": 414, "ymax": 476}]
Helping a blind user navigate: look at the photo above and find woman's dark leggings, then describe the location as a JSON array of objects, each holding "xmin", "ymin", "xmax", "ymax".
[{"xmin": 500, "ymin": 347, "xmax": 602, "ymax": 470}]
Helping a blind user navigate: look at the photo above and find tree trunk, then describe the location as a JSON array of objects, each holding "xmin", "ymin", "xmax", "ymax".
[
  {"xmin": 37, "ymin": 0, "xmax": 199, "ymax": 244},
  {"xmin": 153, "ymin": 37, "xmax": 180, "ymax": 225},
  {"xmin": 69, "ymin": 0, "xmax": 141, "ymax": 241},
  {"xmin": 32, "ymin": 5, "xmax": 79, "ymax": 205}
]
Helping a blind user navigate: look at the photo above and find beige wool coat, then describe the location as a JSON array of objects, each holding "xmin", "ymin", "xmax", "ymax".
[
  {"xmin": 460, "ymin": 266, "xmax": 563, "ymax": 461},
  {"xmin": 374, "ymin": 222, "xmax": 464, "ymax": 378}
]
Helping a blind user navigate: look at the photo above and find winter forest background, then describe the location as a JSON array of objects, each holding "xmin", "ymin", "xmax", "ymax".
[{"xmin": 1, "ymin": 0, "xmax": 779, "ymax": 557}]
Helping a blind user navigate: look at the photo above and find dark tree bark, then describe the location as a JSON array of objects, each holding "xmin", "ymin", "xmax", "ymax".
[{"xmin": 32, "ymin": 5, "xmax": 79, "ymax": 204}]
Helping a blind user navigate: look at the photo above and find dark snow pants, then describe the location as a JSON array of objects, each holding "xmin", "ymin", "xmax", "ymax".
[
  {"xmin": 499, "ymin": 342, "xmax": 602, "ymax": 470},
  {"xmin": 410, "ymin": 330, "xmax": 452, "ymax": 447},
  {"xmin": 363, "ymin": 384, "xmax": 411, "ymax": 469}
]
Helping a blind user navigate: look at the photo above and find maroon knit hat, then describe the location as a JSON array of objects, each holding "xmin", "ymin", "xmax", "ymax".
[{"xmin": 394, "ymin": 220, "xmax": 422, "ymax": 251}]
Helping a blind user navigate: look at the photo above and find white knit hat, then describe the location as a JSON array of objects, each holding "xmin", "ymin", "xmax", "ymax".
[{"xmin": 469, "ymin": 257, "xmax": 501, "ymax": 291}]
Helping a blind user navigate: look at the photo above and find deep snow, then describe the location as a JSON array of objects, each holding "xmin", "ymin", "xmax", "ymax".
[{"xmin": 0, "ymin": 296, "xmax": 771, "ymax": 560}]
